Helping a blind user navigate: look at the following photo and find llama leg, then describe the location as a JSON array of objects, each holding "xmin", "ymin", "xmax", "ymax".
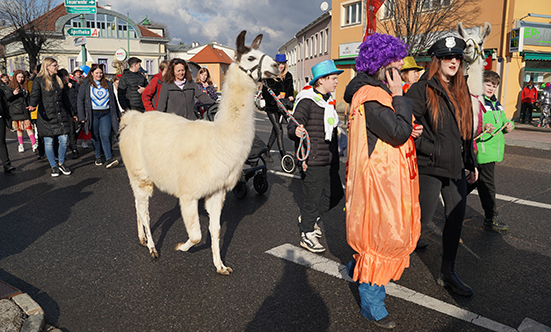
[
  {"xmin": 204, "ymin": 190, "xmax": 232, "ymax": 275},
  {"xmin": 174, "ymin": 198, "xmax": 202, "ymax": 252},
  {"xmin": 130, "ymin": 178, "xmax": 157, "ymax": 258}
]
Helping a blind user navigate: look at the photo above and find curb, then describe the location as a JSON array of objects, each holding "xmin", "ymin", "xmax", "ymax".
[
  {"xmin": 512, "ymin": 123, "xmax": 551, "ymax": 132},
  {"xmin": 12, "ymin": 293, "xmax": 44, "ymax": 332}
]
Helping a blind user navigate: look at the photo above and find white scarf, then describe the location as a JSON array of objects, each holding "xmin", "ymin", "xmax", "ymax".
[{"xmin": 293, "ymin": 87, "xmax": 339, "ymax": 141}]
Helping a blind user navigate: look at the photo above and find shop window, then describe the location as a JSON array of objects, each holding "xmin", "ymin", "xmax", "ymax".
[
  {"xmin": 98, "ymin": 58, "xmax": 109, "ymax": 74},
  {"xmin": 144, "ymin": 60, "xmax": 154, "ymax": 75}
]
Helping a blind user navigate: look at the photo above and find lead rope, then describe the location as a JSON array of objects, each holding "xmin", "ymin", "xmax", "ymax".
[{"xmin": 263, "ymin": 84, "xmax": 310, "ymax": 171}]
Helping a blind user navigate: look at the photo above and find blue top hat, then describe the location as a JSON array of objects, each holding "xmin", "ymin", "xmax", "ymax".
[
  {"xmin": 309, "ymin": 60, "xmax": 343, "ymax": 86},
  {"xmin": 275, "ymin": 54, "xmax": 287, "ymax": 63}
]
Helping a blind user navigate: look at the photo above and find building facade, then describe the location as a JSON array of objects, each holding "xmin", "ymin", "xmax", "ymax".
[{"xmin": 0, "ymin": 4, "xmax": 168, "ymax": 76}]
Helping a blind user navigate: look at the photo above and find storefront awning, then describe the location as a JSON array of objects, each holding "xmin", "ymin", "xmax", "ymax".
[{"xmin": 523, "ymin": 53, "xmax": 551, "ymax": 61}]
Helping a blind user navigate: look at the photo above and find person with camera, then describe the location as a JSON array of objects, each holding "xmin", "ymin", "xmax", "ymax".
[{"xmin": 262, "ymin": 54, "xmax": 294, "ymax": 162}]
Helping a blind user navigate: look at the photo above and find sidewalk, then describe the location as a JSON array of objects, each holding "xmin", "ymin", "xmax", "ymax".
[{"xmin": 505, "ymin": 122, "xmax": 551, "ymax": 151}]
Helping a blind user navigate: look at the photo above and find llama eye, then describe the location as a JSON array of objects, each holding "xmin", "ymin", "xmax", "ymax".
[{"xmin": 248, "ymin": 56, "xmax": 256, "ymax": 61}]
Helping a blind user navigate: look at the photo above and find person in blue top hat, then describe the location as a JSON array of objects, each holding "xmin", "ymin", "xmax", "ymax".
[
  {"xmin": 262, "ymin": 54, "xmax": 295, "ymax": 163},
  {"xmin": 287, "ymin": 59, "xmax": 344, "ymax": 253}
]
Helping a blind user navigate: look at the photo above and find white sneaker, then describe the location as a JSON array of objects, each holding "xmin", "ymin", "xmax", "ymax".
[
  {"xmin": 81, "ymin": 142, "xmax": 89, "ymax": 148},
  {"xmin": 300, "ymin": 231, "xmax": 325, "ymax": 253},
  {"xmin": 32, "ymin": 142, "xmax": 39, "ymax": 153},
  {"xmin": 298, "ymin": 215, "xmax": 322, "ymax": 238},
  {"xmin": 18, "ymin": 144, "xmax": 24, "ymax": 153}
]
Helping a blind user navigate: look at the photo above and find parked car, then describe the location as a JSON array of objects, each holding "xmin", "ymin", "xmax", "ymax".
[{"xmin": 254, "ymin": 90, "xmax": 265, "ymax": 111}]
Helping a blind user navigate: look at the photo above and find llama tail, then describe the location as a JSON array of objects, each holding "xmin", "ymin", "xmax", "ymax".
[{"xmin": 119, "ymin": 110, "xmax": 141, "ymax": 133}]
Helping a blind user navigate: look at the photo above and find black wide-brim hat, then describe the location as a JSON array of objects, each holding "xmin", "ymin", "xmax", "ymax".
[{"xmin": 427, "ymin": 36, "xmax": 466, "ymax": 58}]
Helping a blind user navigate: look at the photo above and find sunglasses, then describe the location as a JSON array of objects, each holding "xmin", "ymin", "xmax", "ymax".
[{"xmin": 441, "ymin": 54, "xmax": 463, "ymax": 62}]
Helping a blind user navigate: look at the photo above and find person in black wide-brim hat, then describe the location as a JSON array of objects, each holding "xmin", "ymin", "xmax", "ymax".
[{"xmin": 406, "ymin": 36, "xmax": 479, "ymax": 297}]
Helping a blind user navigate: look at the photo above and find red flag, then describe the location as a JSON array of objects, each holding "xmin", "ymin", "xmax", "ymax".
[{"xmin": 364, "ymin": 0, "xmax": 385, "ymax": 41}]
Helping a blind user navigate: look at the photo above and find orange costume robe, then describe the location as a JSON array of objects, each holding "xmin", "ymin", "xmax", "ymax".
[{"xmin": 346, "ymin": 85, "xmax": 421, "ymax": 286}]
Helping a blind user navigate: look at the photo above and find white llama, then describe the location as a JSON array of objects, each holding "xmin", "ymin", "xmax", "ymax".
[
  {"xmin": 118, "ymin": 31, "xmax": 279, "ymax": 275},
  {"xmin": 458, "ymin": 22, "xmax": 492, "ymax": 132}
]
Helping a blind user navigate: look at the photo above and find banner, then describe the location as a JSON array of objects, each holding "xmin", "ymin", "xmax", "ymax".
[{"xmin": 364, "ymin": 0, "xmax": 385, "ymax": 41}]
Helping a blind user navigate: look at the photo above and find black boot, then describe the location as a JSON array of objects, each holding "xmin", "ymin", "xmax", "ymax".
[
  {"xmin": 71, "ymin": 149, "xmax": 80, "ymax": 159},
  {"xmin": 3, "ymin": 164, "xmax": 15, "ymax": 173},
  {"xmin": 437, "ymin": 260, "xmax": 473, "ymax": 296}
]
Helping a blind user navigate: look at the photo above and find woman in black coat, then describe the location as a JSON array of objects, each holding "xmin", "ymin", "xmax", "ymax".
[
  {"xmin": 0, "ymin": 88, "xmax": 15, "ymax": 172},
  {"xmin": 29, "ymin": 57, "xmax": 73, "ymax": 177},
  {"xmin": 5, "ymin": 70, "xmax": 37, "ymax": 153},
  {"xmin": 406, "ymin": 37, "xmax": 478, "ymax": 297},
  {"xmin": 77, "ymin": 65, "xmax": 120, "ymax": 169},
  {"xmin": 262, "ymin": 54, "xmax": 294, "ymax": 162},
  {"xmin": 156, "ymin": 58, "xmax": 215, "ymax": 119}
]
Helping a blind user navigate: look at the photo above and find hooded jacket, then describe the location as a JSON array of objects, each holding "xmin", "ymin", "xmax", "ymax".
[
  {"xmin": 142, "ymin": 72, "xmax": 164, "ymax": 111},
  {"xmin": 29, "ymin": 75, "xmax": 72, "ymax": 137},
  {"xmin": 406, "ymin": 72, "xmax": 477, "ymax": 179}
]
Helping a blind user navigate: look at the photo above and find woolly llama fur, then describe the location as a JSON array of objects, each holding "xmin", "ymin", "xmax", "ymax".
[{"xmin": 118, "ymin": 31, "xmax": 278, "ymax": 275}]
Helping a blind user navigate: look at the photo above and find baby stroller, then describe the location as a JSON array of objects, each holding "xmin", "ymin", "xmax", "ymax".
[{"xmin": 200, "ymin": 103, "xmax": 269, "ymax": 199}]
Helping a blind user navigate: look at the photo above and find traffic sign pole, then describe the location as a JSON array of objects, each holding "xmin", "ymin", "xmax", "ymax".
[{"xmin": 80, "ymin": 14, "xmax": 86, "ymax": 63}]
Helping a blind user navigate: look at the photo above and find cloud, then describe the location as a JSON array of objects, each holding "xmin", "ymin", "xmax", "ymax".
[{"xmin": 109, "ymin": 0, "xmax": 327, "ymax": 56}]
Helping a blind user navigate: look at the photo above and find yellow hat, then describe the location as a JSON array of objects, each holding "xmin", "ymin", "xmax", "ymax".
[{"xmin": 402, "ymin": 56, "xmax": 423, "ymax": 71}]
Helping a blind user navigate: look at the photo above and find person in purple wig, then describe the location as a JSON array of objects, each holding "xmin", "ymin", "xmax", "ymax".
[{"xmin": 342, "ymin": 33, "xmax": 423, "ymax": 330}]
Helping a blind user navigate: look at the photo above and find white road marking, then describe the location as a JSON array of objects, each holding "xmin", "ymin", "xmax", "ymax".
[
  {"xmin": 471, "ymin": 189, "xmax": 551, "ymax": 210},
  {"xmin": 266, "ymin": 243, "xmax": 549, "ymax": 332}
]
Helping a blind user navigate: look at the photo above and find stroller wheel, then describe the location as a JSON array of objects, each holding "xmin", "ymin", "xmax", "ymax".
[
  {"xmin": 232, "ymin": 181, "xmax": 247, "ymax": 199},
  {"xmin": 281, "ymin": 154, "xmax": 295, "ymax": 173},
  {"xmin": 253, "ymin": 174, "xmax": 268, "ymax": 194}
]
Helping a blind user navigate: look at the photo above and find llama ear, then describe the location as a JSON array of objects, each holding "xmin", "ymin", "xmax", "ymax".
[
  {"xmin": 251, "ymin": 34, "xmax": 263, "ymax": 50},
  {"xmin": 236, "ymin": 30, "xmax": 247, "ymax": 54},
  {"xmin": 482, "ymin": 22, "xmax": 492, "ymax": 41},
  {"xmin": 457, "ymin": 22, "xmax": 467, "ymax": 39}
]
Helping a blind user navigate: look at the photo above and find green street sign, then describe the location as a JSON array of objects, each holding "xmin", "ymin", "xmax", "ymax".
[
  {"xmin": 67, "ymin": 28, "xmax": 91, "ymax": 36},
  {"xmin": 66, "ymin": 6, "xmax": 96, "ymax": 14},
  {"xmin": 65, "ymin": 0, "xmax": 96, "ymax": 6}
]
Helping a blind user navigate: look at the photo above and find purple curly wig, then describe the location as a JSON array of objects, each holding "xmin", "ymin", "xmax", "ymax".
[{"xmin": 355, "ymin": 33, "xmax": 408, "ymax": 75}]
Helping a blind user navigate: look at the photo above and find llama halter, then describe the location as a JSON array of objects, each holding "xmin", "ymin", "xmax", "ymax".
[
  {"xmin": 263, "ymin": 84, "xmax": 311, "ymax": 171},
  {"xmin": 239, "ymin": 54, "xmax": 268, "ymax": 82}
]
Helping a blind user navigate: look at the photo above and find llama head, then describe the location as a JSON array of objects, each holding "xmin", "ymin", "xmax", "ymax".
[
  {"xmin": 458, "ymin": 22, "xmax": 492, "ymax": 64},
  {"xmin": 235, "ymin": 30, "xmax": 279, "ymax": 82}
]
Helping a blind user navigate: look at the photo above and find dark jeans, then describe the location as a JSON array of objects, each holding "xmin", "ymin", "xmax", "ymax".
[
  {"xmin": 467, "ymin": 162, "xmax": 496, "ymax": 220},
  {"xmin": 91, "ymin": 111, "xmax": 113, "ymax": 160},
  {"xmin": 266, "ymin": 111, "xmax": 286, "ymax": 157},
  {"xmin": 0, "ymin": 118, "xmax": 11, "ymax": 168},
  {"xmin": 68, "ymin": 118, "xmax": 78, "ymax": 151},
  {"xmin": 521, "ymin": 102, "xmax": 534, "ymax": 123},
  {"xmin": 299, "ymin": 162, "xmax": 343, "ymax": 233},
  {"xmin": 419, "ymin": 172, "xmax": 467, "ymax": 263}
]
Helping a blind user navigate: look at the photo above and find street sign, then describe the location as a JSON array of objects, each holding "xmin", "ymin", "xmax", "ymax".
[
  {"xmin": 65, "ymin": 0, "xmax": 96, "ymax": 6},
  {"xmin": 66, "ymin": 6, "xmax": 96, "ymax": 14},
  {"xmin": 65, "ymin": 0, "xmax": 97, "ymax": 14},
  {"xmin": 67, "ymin": 28, "xmax": 99, "ymax": 37},
  {"xmin": 74, "ymin": 37, "xmax": 86, "ymax": 47}
]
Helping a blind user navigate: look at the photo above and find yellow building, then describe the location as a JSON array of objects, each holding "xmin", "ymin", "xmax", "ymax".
[{"xmin": 329, "ymin": 0, "xmax": 551, "ymax": 119}]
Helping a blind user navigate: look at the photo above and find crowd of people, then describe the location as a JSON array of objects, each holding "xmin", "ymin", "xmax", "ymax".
[
  {"xmin": 0, "ymin": 55, "xmax": 219, "ymax": 176},
  {"xmin": 0, "ymin": 33, "xmax": 526, "ymax": 330}
]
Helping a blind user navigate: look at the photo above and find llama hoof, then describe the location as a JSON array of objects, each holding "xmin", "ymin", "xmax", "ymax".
[
  {"xmin": 174, "ymin": 242, "xmax": 190, "ymax": 252},
  {"xmin": 217, "ymin": 266, "xmax": 233, "ymax": 276},
  {"xmin": 150, "ymin": 249, "xmax": 159, "ymax": 259},
  {"xmin": 140, "ymin": 238, "xmax": 148, "ymax": 247}
]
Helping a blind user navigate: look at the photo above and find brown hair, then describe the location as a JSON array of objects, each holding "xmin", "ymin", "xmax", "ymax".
[
  {"xmin": 87, "ymin": 65, "xmax": 109, "ymax": 89},
  {"xmin": 8, "ymin": 70, "xmax": 27, "ymax": 91},
  {"xmin": 426, "ymin": 57, "xmax": 472, "ymax": 140},
  {"xmin": 164, "ymin": 58, "xmax": 192, "ymax": 83},
  {"xmin": 276, "ymin": 62, "xmax": 288, "ymax": 81},
  {"xmin": 159, "ymin": 60, "xmax": 169, "ymax": 72},
  {"xmin": 483, "ymin": 70, "xmax": 500, "ymax": 86},
  {"xmin": 195, "ymin": 67, "xmax": 213, "ymax": 85}
]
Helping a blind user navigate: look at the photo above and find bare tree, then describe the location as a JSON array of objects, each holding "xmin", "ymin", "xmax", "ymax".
[
  {"xmin": 0, "ymin": 0, "xmax": 56, "ymax": 71},
  {"xmin": 378, "ymin": 0, "xmax": 480, "ymax": 56}
]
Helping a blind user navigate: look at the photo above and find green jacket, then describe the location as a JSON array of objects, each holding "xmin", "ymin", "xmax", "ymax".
[{"xmin": 475, "ymin": 95, "xmax": 514, "ymax": 164}]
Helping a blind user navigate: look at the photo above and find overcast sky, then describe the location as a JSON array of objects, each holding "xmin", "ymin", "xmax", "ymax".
[{"xmin": 106, "ymin": 0, "xmax": 331, "ymax": 57}]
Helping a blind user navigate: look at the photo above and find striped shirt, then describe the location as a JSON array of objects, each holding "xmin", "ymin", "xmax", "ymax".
[{"xmin": 91, "ymin": 81, "xmax": 110, "ymax": 110}]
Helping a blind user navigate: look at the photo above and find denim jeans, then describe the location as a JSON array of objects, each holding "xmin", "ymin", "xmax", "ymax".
[
  {"xmin": 44, "ymin": 135, "xmax": 68, "ymax": 168},
  {"xmin": 91, "ymin": 111, "xmax": 112, "ymax": 160}
]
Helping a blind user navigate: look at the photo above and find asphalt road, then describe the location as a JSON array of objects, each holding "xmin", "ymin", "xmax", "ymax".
[{"xmin": 1, "ymin": 111, "xmax": 550, "ymax": 331}]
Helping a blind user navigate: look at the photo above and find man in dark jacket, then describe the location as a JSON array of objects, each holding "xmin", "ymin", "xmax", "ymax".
[
  {"xmin": 0, "ymin": 88, "xmax": 15, "ymax": 172},
  {"xmin": 118, "ymin": 57, "xmax": 148, "ymax": 112}
]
